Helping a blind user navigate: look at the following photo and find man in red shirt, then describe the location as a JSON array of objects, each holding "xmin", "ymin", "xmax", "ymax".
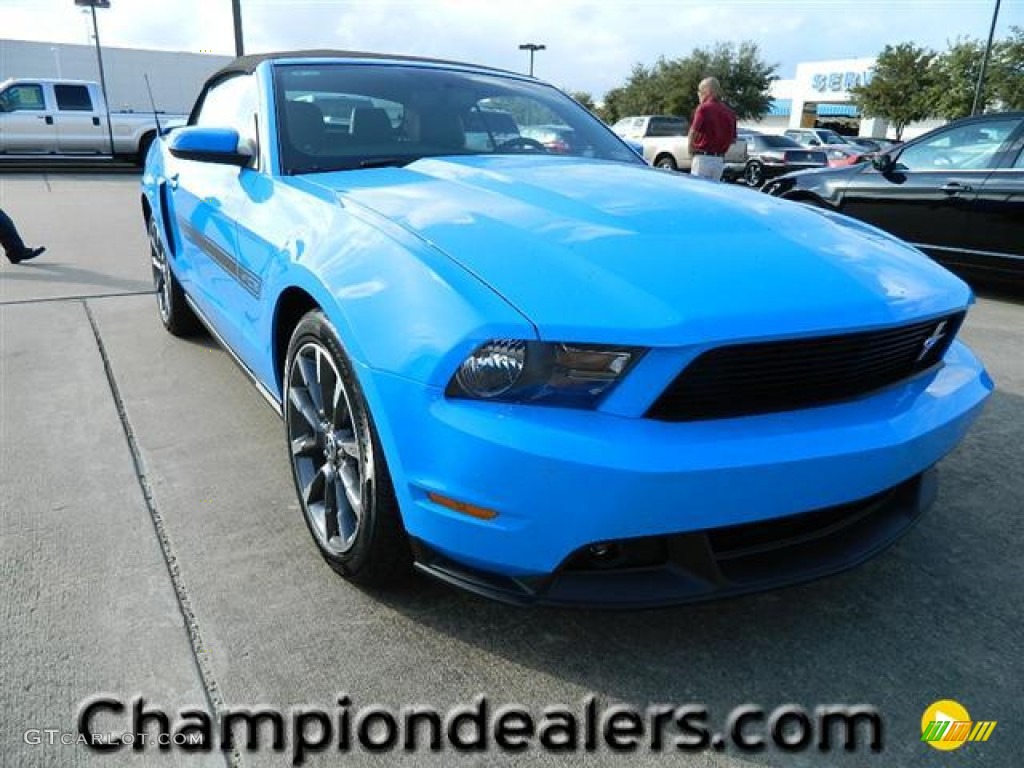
[{"xmin": 688, "ymin": 77, "xmax": 737, "ymax": 181}]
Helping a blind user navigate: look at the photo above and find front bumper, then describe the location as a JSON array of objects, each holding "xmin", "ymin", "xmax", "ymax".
[
  {"xmin": 362, "ymin": 339, "xmax": 990, "ymax": 604},
  {"xmin": 411, "ymin": 469, "xmax": 934, "ymax": 607}
]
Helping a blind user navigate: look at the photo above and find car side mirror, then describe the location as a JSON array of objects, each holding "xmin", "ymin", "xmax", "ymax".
[
  {"xmin": 871, "ymin": 153, "xmax": 895, "ymax": 173},
  {"xmin": 168, "ymin": 127, "xmax": 253, "ymax": 167}
]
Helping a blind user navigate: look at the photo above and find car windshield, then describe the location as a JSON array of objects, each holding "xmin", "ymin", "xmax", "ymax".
[
  {"xmin": 274, "ymin": 62, "xmax": 642, "ymax": 174},
  {"xmin": 753, "ymin": 135, "xmax": 804, "ymax": 150},
  {"xmin": 819, "ymin": 131, "xmax": 849, "ymax": 145}
]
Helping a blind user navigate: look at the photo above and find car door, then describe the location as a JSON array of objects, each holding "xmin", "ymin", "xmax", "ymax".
[
  {"xmin": 51, "ymin": 83, "xmax": 107, "ymax": 154},
  {"xmin": 960, "ymin": 126, "xmax": 1024, "ymax": 279},
  {"xmin": 205, "ymin": 75, "xmax": 278, "ymax": 372},
  {"xmin": 52, "ymin": 83, "xmax": 106, "ymax": 153},
  {"xmin": 837, "ymin": 118, "xmax": 1022, "ymax": 256},
  {"xmin": 0, "ymin": 82, "xmax": 55, "ymax": 153},
  {"xmin": 166, "ymin": 74, "xmax": 254, "ymax": 351}
]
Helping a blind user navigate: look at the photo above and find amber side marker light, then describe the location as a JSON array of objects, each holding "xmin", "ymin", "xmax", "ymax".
[{"xmin": 427, "ymin": 492, "xmax": 498, "ymax": 520}]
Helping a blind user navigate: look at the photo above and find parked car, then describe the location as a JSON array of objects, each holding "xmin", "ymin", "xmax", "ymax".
[
  {"xmin": 846, "ymin": 136, "xmax": 884, "ymax": 152},
  {"xmin": 764, "ymin": 112, "xmax": 1024, "ymax": 289},
  {"xmin": 142, "ymin": 50, "xmax": 990, "ymax": 607},
  {"xmin": 519, "ymin": 123, "xmax": 578, "ymax": 153},
  {"xmin": 824, "ymin": 146, "xmax": 873, "ymax": 167},
  {"xmin": 463, "ymin": 109, "xmax": 521, "ymax": 151},
  {"xmin": 872, "ymin": 137, "xmax": 902, "ymax": 150},
  {"xmin": 611, "ymin": 113, "xmax": 747, "ymax": 176},
  {"xmin": 0, "ymin": 78, "xmax": 185, "ymax": 164},
  {"xmin": 784, "ymin": 127, "xmax": 863, "ymax": 151},
  {"xmin": 741, "ymin": 133, "xmax": 828, "ymax": 187}
]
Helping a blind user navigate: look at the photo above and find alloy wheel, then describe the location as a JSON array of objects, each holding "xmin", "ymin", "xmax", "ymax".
[
  {"xmin": 287, "ymin": 341, "xmax": 371, "ymax": 556},
  {"xmin": 148, "ymin": 217, "xmax": 172, "ymax": 323}
]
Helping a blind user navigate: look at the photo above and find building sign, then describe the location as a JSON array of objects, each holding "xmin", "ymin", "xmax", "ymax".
[{"xmin": 811, "ymin": 70, "xmax": 872, "ymax": 93}]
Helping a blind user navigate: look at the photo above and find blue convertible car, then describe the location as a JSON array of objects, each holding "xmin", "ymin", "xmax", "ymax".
[{"xmin": 141, "ymin": 51, "xmax": 992, "ymax": 606}]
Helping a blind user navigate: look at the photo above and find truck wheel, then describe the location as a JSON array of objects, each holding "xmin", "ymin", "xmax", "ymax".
[
  {"xmin": 148, "ymin": 215, "xmax": 201, "ymax": 337},
  {"xmin": 655, "ymin": 155, "xmax": 678, "ymax": 171}
]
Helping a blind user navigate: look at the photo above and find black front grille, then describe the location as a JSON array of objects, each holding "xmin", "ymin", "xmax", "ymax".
[{"xmin": 648, "ymin": 312, "xmax": 964, "ymax": 421}]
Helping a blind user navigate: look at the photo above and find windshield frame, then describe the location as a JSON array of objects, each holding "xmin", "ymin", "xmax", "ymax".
[{"xmin": 271, "ymin": 61, "xmax": 644, "ymax": 175}]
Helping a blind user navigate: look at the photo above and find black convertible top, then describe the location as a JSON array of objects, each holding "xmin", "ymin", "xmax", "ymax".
[{"xmin": 208, "ymin": 49, "xmax": 515, "ymax": 82}]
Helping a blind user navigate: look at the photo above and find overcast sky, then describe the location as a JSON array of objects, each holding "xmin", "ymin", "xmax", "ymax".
[{"xmin": 3, "ymin": 0, "xmax": 1023, "ymax": 96}]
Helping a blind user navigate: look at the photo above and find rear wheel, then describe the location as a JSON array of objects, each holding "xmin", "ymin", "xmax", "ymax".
[
  {"xmin": 655, "ymin": 154, "xmax": 678, "ymax": 171},
  {"xmin": 744, "ymin": 159, "xmax": 765, "ymax": 187},
  {"xmin": 284, "ymin": 310, "xmax": 412, "ymax": 587},
  {"xmin": 148, "ymin": 215, "xmax": 200, "ymax": 337}
]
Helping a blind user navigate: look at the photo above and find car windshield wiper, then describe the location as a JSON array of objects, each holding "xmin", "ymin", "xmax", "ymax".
[{"xmin": 359, "ymin": 157, "xmax": 413, "ymax": 168}]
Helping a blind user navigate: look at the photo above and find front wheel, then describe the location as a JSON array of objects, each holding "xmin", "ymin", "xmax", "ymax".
[
  {"xmin": 284, "ymin": 310, "xmax": 412, "ymax": 587},
  {"xmin": 148, "ymin": 215, "xmax": 200, "ymax": 337}
]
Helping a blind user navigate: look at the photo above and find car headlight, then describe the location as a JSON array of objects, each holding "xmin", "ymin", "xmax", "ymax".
[{"xmin": 447, "ymin": 340, "xmax": 644, "ymax": 408}]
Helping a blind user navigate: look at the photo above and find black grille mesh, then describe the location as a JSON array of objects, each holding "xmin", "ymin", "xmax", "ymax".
[{"xmin": 647, "ymin": 312, "xmax": 964, "ymax": 421}]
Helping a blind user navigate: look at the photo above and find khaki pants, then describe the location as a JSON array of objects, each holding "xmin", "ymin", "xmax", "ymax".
[{"xmin": 691, "ymin": 154, "xmax": 725, "ymax": 181}]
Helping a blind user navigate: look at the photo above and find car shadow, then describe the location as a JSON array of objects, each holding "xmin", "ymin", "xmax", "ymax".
[
  {"xmin": 366, "ymin": 388, "xmax": 1022, "ymax": 766},
  {"xmin": 0, "ymin": 261, "xmax": 152, "ymax": 295}
]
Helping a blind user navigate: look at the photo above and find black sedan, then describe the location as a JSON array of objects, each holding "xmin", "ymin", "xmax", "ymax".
[
  {"xmin": 741, "ymin": 133, "xmax": 828, "ymax": 187},
  {"xmin": 763, "ymin": 112, "xmax": 1024, "ymax": 288}
]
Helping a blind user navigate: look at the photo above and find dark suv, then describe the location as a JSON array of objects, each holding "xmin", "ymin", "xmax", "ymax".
[{"xmin": 764, "ymin": 113, "xmax": 1024, "ymax": 288}]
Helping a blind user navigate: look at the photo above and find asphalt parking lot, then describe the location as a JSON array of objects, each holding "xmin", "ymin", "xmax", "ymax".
[{"xmin": 1, "ymin": 172, "xmax": 1021, "ymax": 768}]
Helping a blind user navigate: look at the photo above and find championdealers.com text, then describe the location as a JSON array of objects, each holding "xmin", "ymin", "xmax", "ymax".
[{"xmin": 30, "ymin": 694, "xmax": 883, "ymax": 764}]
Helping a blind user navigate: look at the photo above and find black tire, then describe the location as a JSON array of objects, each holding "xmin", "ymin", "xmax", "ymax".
[
  {"xmin": 284, "ymin": 310, "xmax": 412, "ymax": 587},
  {"xmin": 654, "ymin": 154, "xmax": 678, "ymax": 171},
  {"xmin": 744, "ymin": 159, "xmax": 765, "ymax": 187},
  {"xmin": 138, "ymin": 131, "xmax": 156, "ymax": 166},
  {"xmin": 148, "ymin": 215, "xmax": 201, "ymax": 337}
]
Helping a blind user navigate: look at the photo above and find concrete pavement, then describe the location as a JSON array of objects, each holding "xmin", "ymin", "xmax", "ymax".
[{"xmin": 1, "ymin": 173, "xmax": 1021, "ymax": 767}]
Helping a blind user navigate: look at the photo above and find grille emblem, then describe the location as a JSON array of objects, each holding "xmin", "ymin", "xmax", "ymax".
[{"xmin": 916, "ymin": 320, "xmax": 949, "ymax": 362}]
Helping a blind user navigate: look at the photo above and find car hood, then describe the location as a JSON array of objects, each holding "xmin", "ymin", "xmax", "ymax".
[{"xmin": 307, "ymin": 156, "xmax": 968, "ymax": 346}]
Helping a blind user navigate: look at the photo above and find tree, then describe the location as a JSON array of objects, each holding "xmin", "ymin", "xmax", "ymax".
[
  {"xmin": 599, "ymin": 42, "xmax": 776, "ymax": 123},
  {"xmin": 930, "ymin": 38, "xmax": 987, "ymax": 119},
  {"xmin": 849, "ymin": 43, "xmax": 937, "ymax": 140},
  {"xmin": 566, "ymin": 90, "xmax": 597, "ymax": 114},
  {"xmin": 991, "ymin": 26, "xmax": 1024, "ymax": 110}
]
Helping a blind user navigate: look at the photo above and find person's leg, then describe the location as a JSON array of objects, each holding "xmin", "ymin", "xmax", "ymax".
[
  {"xmin": 691, "ymin": 155, "xmax": 726, "ymax": 181},
  {"xmin": 0, "ymin": 207, "xmax": 44, "ymax": 264},
  {"xmin": 706, "ymin": 156, "xmax": 725, "ymax": 182},
  {"xmin": 690, "ymin": 155, "xmax": 712, "ymax": 179},
  {"xmin": 0, "ymin": 207, "xmax": 27, "ymax": 262}
]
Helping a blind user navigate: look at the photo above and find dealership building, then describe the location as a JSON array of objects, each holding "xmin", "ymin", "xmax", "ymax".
[
  {"xmin": 0, "ymin": 39, "xmax": 231, "ymax": 115},
  {"xmin": 745, "ymin": 56, "xmax": 944, "ymax": 140}
]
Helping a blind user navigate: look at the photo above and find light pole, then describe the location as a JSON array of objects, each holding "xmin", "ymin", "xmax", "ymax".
[
  {"xmin": 518, "ymin": 43, "xmax": 546, "ymax": 77},
  {"xmin": 232, "ymin": 0, "xmax": 244, "ymax": 56},
  {"xmin": 971, "ymin": 0, "xmax": 1002, "ymax": 115},
  {"xmin": 74, "ymin": 0, "xmax": 115, "ymax": 156}
]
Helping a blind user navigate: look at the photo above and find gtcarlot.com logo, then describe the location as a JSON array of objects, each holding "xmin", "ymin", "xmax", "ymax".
[{"xmin": 921, "ymin": 699, "xmax": 997, "ymax": 751}]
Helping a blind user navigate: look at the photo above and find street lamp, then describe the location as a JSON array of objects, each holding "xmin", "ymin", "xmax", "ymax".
[
  {"xmin": 518, "ymin": 43, "xmax": 546, "ymax": 77},
  {"xmin": 971, "ymin": 0, "xmax": 1002, "ymax": 115},
  {"xmin": 74, "ymin": 0, "xmax": 115, "ymax": 156},
  {"xmin": 232, "ymin": 0, "xmax": 244, "ymax": 57}
]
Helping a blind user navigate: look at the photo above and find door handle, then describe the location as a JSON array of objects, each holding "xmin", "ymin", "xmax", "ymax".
[
  {"xmin": 167, "ymin": 173, "xmax": 179, "ymax": 191},
  {"xmin": 940, "ymin": 182, "xmax": 972, "ymax": 195},
  {"xmin": 38, "ymin": 115, "xmax": 54, "ymax": 125},
  {"xmin": 92, "ymin": 117, "xmax": 100, "ymax": 127}
]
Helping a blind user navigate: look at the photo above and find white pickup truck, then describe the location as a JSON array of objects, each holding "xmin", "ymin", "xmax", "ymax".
[
  {"xmin": 611, "ymin": 114, "xmax": 748, "ymax": 178},
  {"xmin": 0, "ymin": 78, "xmax": 185, "ymax": 164}
]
